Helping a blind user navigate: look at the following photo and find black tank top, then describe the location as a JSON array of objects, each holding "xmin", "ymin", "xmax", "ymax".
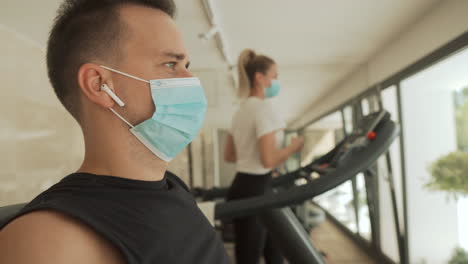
[{"xmin": 1, "ymin": 172, "xmax": 229, "ymax": 264}]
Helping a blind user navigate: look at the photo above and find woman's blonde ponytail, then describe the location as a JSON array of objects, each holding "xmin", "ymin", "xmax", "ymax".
[{"xmin": 237, "ymin": 49, "xmax": 256, "ymax": 98}]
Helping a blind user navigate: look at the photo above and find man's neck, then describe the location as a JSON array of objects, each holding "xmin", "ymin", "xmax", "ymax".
[{"xmin": 78, "ymin": 130, "xmax": 167, "ymax": 182}]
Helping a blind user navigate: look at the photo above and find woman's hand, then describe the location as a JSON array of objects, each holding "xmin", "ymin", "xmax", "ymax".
[
  {"xmin": 259, "ymin": 134, "xmax": 304, "ymax": 169},
  {"xmin": 289, "ymin": 137, "xmax": 304, "ymax": 153}
]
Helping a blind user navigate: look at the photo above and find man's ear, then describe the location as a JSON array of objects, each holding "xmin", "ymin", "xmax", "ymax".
[{"xmin": 77, "ymin": 63, "xmax": 116, "ymax": 108}]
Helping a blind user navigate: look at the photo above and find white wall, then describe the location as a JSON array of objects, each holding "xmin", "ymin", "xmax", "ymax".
[
  {"xmin": 193, "ymin": 69, "xmax": 237, "ymax": 130},
  {"xmin": 291, "ymin": 0, "xmax": 468, "ymax": 130},
  {"xmin": 189, "ymin": 133, "xmax": 205, "ymax": 187},
  {"xmin": 0, "ymin": 25, "xmax": 84, "ymax": 206}
]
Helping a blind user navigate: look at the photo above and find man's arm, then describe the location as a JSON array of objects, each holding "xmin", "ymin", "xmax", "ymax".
[{"xmin": 0, "ymin": 210, "xmax": 126, "ymax": 264}]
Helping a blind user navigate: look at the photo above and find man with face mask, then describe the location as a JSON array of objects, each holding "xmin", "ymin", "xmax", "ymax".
[{"xmin": 0, "ymin": 1, "xmax": 229, "ymax": 263}]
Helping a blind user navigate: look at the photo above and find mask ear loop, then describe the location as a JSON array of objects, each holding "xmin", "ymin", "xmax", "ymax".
[
  {"xmin": 109, "ymin": 108, "xmax": 134, "ymax": 128},
  {"xmin": 100, "ymin": 65, "xmax": 150, "ymax": 84},
  {"xmin": 99, "ymin": 65, "xmax": 149, "ymax": 129}
]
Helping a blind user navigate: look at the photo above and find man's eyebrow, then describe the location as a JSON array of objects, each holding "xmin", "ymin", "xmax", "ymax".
[{"xmin": 162, "ymin": 52, "xmax": 186, "ymax": 61}]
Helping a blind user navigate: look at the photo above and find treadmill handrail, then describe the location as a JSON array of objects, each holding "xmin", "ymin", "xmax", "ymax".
[
  {"xmin": 215, "ymin": 118, "xmax": 399, "ymax": 220},
  {"xmin": 193, "ymin": 140, "xmax": 346, "ymax": 201}
]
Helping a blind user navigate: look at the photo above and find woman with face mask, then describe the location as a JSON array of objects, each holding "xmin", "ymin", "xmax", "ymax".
[{"xmin": 224, "ymin": 49, "xmax": 304, "ymax": 264}]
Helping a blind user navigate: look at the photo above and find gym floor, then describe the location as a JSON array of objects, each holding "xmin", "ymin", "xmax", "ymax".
[
  {"xmin": 310, "ymin": 219, "xmax": 376, "ymax": 264},
  {"xmin": 224, "ymin": 218, "xmax": 376, "ymax": 264}
]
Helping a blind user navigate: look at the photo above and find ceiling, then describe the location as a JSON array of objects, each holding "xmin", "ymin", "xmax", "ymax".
[{"xmin": 1, "ymin": 0, "xmax": 442, "ymax": 127}]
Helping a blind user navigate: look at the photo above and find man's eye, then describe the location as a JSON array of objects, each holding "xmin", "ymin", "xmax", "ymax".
[{"xmin": 164, "ymin": 62, "xmax": 176, "ymax": 69}]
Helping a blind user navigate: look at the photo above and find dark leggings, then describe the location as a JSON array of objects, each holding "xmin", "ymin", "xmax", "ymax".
[{"xmin": 226, "ymin": 172, "xmax": 284, "ymax": 264}]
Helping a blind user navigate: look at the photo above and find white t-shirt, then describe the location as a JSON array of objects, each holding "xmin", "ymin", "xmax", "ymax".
[{"xmin": 231, "ymin": 97, "xmax": 286, "ymax": 174}]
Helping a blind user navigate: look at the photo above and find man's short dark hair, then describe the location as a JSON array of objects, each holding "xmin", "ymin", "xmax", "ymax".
[{"xmin": 47, "ymin": 0, "xmax": 176, "ymax": 121}]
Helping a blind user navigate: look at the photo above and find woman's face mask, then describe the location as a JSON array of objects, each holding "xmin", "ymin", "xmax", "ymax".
[
  {"xmin": 262, "ymin": 64, "xmax": 280, "ymax": 98},
  {"xmin": 265, "ymin": 79, "xmax": 281, "ymax": 98}
]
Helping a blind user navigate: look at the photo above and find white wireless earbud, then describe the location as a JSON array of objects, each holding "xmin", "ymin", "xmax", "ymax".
[{"xmin": 101, "ymin": 84, "xmax": 125, "ymax": 107}]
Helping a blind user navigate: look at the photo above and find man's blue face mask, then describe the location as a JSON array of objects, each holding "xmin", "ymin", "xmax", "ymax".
[{"xmin": 100, "ymin": 65, "xmax": 207, "ymax": 162}]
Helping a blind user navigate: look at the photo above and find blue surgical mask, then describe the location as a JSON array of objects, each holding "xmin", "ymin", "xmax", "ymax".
[
  {"xmin": 265, "ymin": 79, "xmax": 280, "ymax": 98},
  {"xmin": 100, "ymin": 66, "xmax": 207, "ymax": 162}
]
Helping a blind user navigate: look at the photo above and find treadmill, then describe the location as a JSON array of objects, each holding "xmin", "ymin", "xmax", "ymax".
[
  {"xmin": 0, "ymin": 110, "xmax": 399, "ymax": 264},
  {"xmin": 193, "ymin": 110, "xmax": 400, "ymax": 263}
]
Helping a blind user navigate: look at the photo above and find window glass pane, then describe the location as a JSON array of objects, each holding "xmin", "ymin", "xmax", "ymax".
[
  {"xmin": 315, "ymin": 180, "xmax": 357, "ymax": 232},
  {"xmin": 361, "ymin": 98, "xmax": 370, "ymax": 116},
  {"xmin": 378, "ymin": 85, "xmax": 404, "ymax": 263},
  {"xmin": 284, "ymin": 131, "xmax": 300, "ymax": 172},
  {"xmin": 343, "ymin": 106, "xmax": 354, "ymax": 135},
  {"xmin": 356, "ymin": 173, "xmax": 372, "ymax": 240},
  {"xmin": 455, "ymin": 87, "xmax": 468, "ymax": 152},
  {"xmin": 400, "ymin": 47, "xmax": 468, "ymax": 262},
  {"xmin": 300, "ymin": 112, "xmax": 344, "ymax": 167}
]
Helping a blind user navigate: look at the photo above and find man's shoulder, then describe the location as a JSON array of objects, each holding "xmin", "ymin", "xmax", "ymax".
[
  {"xmin": 0, "ymin": 210, "xmax": 126, "ymax": 264},
  {"xmin": 166, "ymin": 171, "xmax": 190, "ymax": 192}
]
